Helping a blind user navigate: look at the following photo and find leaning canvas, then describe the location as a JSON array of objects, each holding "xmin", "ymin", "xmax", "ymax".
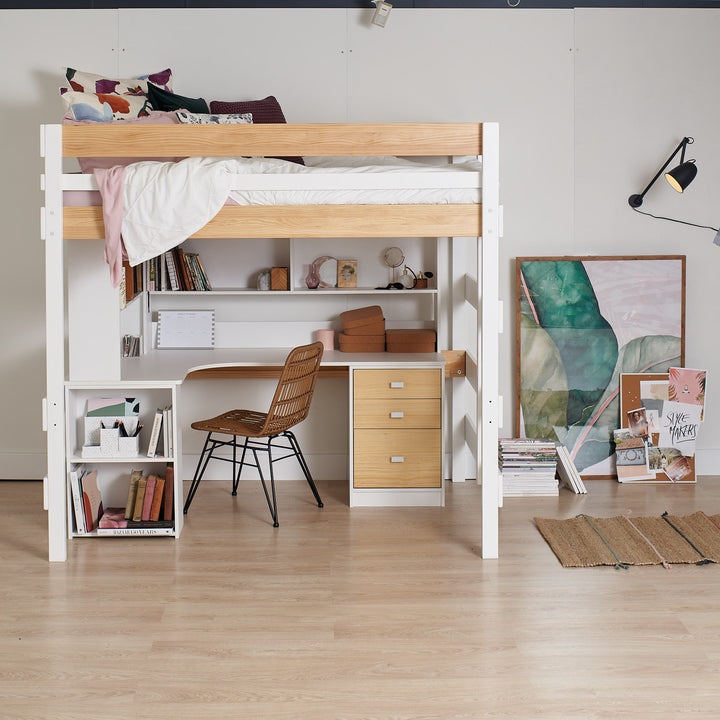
[{"xmin": 516, "ymin": 256, "xmax": 685, "ymax": 478}]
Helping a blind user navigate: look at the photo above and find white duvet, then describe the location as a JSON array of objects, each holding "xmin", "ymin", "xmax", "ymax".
[{"xmin": 118, "ymin": 155, "xmax": 482, "ymax": 269}]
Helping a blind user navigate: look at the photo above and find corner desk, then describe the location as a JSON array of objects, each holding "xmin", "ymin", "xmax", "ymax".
[{"xmin": 119, "ymin": 347, "xmax": 447, "ymax": 509}]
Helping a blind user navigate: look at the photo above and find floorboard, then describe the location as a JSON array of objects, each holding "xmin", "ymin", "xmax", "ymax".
[{"xmin": 1, "ymin": 477, "xmax": 719, "ymax": 719}]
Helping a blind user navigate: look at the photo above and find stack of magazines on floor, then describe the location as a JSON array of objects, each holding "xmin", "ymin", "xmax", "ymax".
[{"xmin": 498, "ymin": 438, "xmax": 560, "ymax": 497}]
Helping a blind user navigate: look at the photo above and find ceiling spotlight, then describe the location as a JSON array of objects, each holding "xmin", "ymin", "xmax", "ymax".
[{"xmin": 371, "ymin": 0, "xmax": 392, "ymax": 27}]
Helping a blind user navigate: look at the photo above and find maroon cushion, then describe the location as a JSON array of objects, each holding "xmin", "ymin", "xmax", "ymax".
[{"xmin": 209, "ymin": 96, "xmax": 304, "ymax": 165}]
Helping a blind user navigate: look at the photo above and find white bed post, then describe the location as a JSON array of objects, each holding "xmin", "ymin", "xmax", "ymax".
[
  {"xmin": 41, "ymin": 124, "xmax": 67, "ymax": 562},
  {"xmin": 479, "ymin": 122, "xmax": 500, "ymax": 559}
]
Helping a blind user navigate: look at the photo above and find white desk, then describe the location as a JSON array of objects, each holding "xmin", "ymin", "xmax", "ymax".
[
  {"xmin": 120, "ymin": 348, "xmax": 447, "ymax": 509},
  {"xmin": 121, "ymin": 348, "xmax": 446, "ymax": 382}
]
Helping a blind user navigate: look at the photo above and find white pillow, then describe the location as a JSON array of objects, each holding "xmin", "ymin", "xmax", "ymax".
[{"xmin": 176, "ymin": 111, "xmax": 253, "ymax": 125}]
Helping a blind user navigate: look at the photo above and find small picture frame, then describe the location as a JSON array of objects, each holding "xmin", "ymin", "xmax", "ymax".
[{"xmin": 337, "ymin": 260, "xmax": 358, "ymax": 288}]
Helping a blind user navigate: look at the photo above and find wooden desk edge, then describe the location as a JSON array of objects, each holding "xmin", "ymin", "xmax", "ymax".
[{"xmin": 186, "ymin": 365, "xmax": 349, "ymax": 380}]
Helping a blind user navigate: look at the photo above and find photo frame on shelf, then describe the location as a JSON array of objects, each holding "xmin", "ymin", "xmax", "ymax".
[
  {"xmin": 515, "ymin": 255, "xmax": 685, "ymax": 478},
  {"xmin": 337, "ymin": 260, "xmax": 358, "ymax": 288}
]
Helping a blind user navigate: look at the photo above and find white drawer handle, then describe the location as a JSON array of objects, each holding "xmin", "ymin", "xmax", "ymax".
[
  {"xmin": 391, "ymin": 456, "xmax": 405, "ymax": 463},
  {"xmin": 390, "ymin": 381, "xmax": 405, "ymax": 389},
  {"xmin": 390, "ymin": 411, "xmax": 404, "ymax": 419}
]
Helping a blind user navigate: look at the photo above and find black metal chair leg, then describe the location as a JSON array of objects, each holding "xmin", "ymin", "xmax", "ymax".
[
  {"xmin": 267, "ymin": 438, "xmax": 279, "ymax": 527},
  {"xmin": 232, "ymin": 436, "xmax": 250, "ymax": 496},
  {"xmin": 184, "ymin": 433, "xmax": 215, "ymax": 514},
  {"xmin": 285, "ymin": 431, "xmax": 323, "ymax": 508},
  {"xmin": 254, "ymin": 444, "xmax": 279, "ymax": 527}
]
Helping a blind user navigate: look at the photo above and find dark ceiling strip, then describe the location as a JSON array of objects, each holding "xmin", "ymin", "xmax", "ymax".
[{"xmin": 1, "ymin": 1, "xmax": 719, "ymax": 8}]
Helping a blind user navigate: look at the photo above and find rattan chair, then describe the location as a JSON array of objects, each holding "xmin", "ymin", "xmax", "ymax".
[{"xmin": 183, "ymin": 342, "xmax": 324, "ymax": 526}]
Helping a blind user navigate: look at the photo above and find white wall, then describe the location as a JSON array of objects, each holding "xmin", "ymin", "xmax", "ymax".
[{"xmin": 1, "ymin": 6, "xmax": 718, "ymax": 478}]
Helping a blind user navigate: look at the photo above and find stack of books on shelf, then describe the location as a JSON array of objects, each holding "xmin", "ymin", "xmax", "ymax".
[
  {"xmin": 120, "ymin": 246, "xmax": 212, "ymax": 307},
  {"xmin": 163, "ymin": 247, "xmax": 211, "ymax": 292},
  {"xmin": 70, "ymin": 466, "xmax": 175, "ymax": 536},
  {"xmin": 498, "ymin": 438, "xmax": 559, "ymax": 497}
]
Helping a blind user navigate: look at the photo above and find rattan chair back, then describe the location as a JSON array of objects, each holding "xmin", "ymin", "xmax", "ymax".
[{"xmin": 257, "ymin": 341, "xmax": 324, "ymax": 437}]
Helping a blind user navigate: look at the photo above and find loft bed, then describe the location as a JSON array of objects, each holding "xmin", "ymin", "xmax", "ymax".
[{"xmin": 41, "ymin": 121, "xmax": 501, "ymax": 562}]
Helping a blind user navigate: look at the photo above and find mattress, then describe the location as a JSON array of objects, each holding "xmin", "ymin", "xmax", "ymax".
[{"xmin": 63, "ymin": 155, "xmax": 482, "ymax": 207}]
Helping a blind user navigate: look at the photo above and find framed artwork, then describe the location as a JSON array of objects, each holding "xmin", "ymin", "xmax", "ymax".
[
  {"xmin": 515, "ymin": 256, "xmax": 685, "ymax": 478},
  {"xmin": 337, "ymin": 259, "xmax": 358, "ymax": 288}
]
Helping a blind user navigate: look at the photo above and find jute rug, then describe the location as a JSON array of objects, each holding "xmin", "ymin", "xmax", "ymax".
[{"xmin": 535, "ymin": 511, "xmax": 720, "ymax": 569}]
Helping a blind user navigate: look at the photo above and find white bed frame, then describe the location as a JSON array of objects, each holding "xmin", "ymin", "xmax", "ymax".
[{"xmin": 41, "ymin": 122, "xmax": 502, "ymax": 562}]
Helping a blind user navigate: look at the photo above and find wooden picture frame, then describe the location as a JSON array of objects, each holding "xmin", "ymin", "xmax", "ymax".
[
  {"xmin": 515, "ymin": 255, "xmax": 685, "ymax": 478},
  {"xmin": 337, "ymin": 259, "xmax": 358, "ymax": 288}
]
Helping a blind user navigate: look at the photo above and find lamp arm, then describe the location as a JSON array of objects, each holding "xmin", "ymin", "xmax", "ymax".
[{"xmin": 628, "ymin": 137, "xmax": 693, "ymax": 208}]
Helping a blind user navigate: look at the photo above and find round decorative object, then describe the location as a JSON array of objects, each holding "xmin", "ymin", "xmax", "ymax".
[
  {"xmin": 383, "ymin": 247, "xmax": 405, "ymax": 285},
  {"xmin": 399, "ymin": 265, "xmax": 417, "ymax": 289},
  {"xmin": 312, "ymin": 256, "xmax": 338, "ymax": 288}
]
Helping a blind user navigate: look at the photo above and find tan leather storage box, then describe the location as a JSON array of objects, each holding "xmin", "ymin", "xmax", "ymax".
[
  {"xmin": 338, "ymin": 333, "xmax": 386, "ymax": 352},
  {"xmin": 385, "ymin": 329, "xmax": 436, "ymax": 353},
  {"xmin": 339, "ymin": 305, "xmax": 384, "ymax": 329}
]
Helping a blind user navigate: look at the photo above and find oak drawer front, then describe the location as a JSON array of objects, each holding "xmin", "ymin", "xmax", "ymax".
[
  {"xmin": 354, "ymin": 368, "xmax": 441, "ymax": 399},
  {"xmin": 353, "ymin": 429, "xmax": 441, "ymax": 488},
  {"xmin": 354, "ymin": 398, "xmax": 441, "ymax": 429}
]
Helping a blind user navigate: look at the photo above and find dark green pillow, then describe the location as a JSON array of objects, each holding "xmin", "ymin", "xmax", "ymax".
[{"xmin": 147, "ymin": 83, "xmax": 210, "ymax": 113}]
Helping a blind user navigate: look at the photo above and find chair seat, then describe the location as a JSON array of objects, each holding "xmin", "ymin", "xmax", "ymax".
[{"xmin": 191, "ymin": 409, "xmax": 268, "ymax": 438}]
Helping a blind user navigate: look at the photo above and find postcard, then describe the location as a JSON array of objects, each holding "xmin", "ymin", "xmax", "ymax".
[
  {"xmin": 668, "ymin": 367, "xmax": 706, "ymax": 418},
  {"xmin": 658, "ymin": 400, "xmax": 702, "ymax": 457},
  {"xmin": 663, "ymin": 455, "xmax": 693, "ymax": 482},
  {"xmin": 639, "ymin": 379, "xmax": 668, "ymax": 435},
  {"xmin": 627, "ymin": 406, "xmax": 650, "ymax": 440}
]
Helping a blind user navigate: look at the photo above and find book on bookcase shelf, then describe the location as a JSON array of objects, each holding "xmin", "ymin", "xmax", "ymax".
[
  {"xmin": 150, "ymin": 477, "xmax": 165, "ymax": 521},
  {"xmin": 141, "ymin": 475, "xmax": 157, "ymax": 521},
  {"xmin": 163, "ymin": 464, "xmax": 174, "ymax": 522},
  {"xmin": 80, "ymin": 469, "xmax": 104, "ymax": 532},
  {"xmin": 146, "ymin": 408, "xmax": 164, "ymax": 457},
  {"xmin": 69, "ymin": 469, "xmax": 86, "ymax": 534},
  {"xmin": 132, "ymin": 475, "xmax": 148, "ymax": 522},
  {"xmin": 124, "ymin": 469, "xmax": 142, "ymax": 520}
]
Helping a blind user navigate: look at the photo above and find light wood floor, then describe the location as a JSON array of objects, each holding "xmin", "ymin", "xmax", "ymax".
[{"xmin": 2, "ymin": 477, "xmax": 720, "ymax": 719}]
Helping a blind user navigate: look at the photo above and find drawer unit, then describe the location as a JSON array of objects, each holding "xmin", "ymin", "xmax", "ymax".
[
  {"xmin": 353, "ymin": 429, "xmax": 441, "ymax": 487},
  {"xmin": 352, "ymin": 367, "xmax": 442, "ymax": 490}
]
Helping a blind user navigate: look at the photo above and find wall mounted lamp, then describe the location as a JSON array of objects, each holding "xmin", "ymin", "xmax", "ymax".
[
  {"xmin": 628, "ymin": 136, "xmax": 696, "ymax": 208},
  {"xmin": 628, "ymin": 135, "xmax": 719, "ymax": 239}
]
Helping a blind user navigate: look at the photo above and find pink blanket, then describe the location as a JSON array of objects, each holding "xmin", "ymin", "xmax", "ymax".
[{"xmin": 93, "ymin": 166, "xmax": 126, "ymax": 288}]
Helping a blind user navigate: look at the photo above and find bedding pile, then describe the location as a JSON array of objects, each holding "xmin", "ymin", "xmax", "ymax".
[{"xmin": 95, "ymin": 155, "xmax": 482, "ymax": 287}]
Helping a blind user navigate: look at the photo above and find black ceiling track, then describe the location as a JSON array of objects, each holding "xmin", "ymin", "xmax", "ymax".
[{"xmin": 2, "ymin": 1, "xmax": 720, "ymax": 9}]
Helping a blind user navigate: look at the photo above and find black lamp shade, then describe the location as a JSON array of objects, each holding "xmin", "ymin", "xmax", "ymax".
[{"xmin": 665, "ymin": 160, "xmax": 697, "ymax": 193}]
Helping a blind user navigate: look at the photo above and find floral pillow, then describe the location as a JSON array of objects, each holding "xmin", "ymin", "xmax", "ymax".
[
  {"xmin": 60, "ymin": 67, "xmax": 173, "ymax": 122},
  {"xmin": 176, "ymin": 111, "xmax": 253, "ymax": 124}
]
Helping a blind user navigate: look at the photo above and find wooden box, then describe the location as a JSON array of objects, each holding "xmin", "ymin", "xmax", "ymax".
[
  {"xmin": 270, "ymin": 267, "xmax": 289, "ymax": 291},
  {"xmin": 338, "ymin": 333, "xmax": 385, "ymax": 352},
  {"xmin": 340, "ymin": 305, "xmax": 384, "ymax": 329}
]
